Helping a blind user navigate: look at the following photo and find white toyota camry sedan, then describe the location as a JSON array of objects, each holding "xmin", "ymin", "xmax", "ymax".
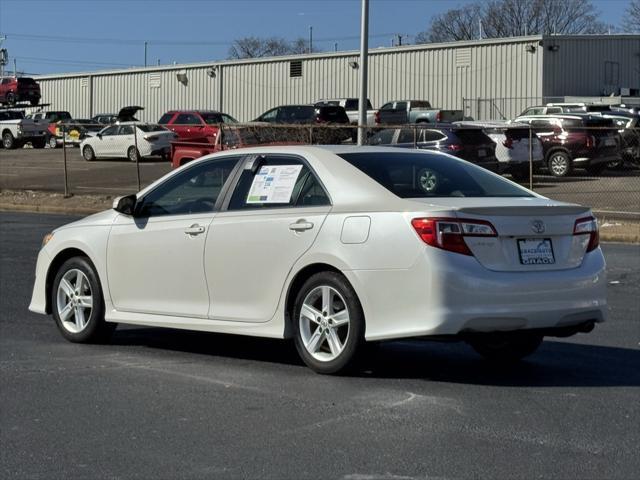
[
  {"xmin": 29, "ymin": 146, "xmax": 606, "ymax": 373},
  {"xmin": 80, "ymin": 122, "xmax": 177, "ymax": 162}
]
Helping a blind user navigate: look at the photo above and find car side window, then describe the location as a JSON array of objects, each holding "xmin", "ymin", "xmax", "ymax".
[
  {"xmin": 259, "ymin": 108, "xmax": 278, "ymax": 122},
  {"xmin": 398, "ymin": 128, "xmax": 418, "ymax": 143},
  {"xmin": 174, "ymin": 113, "xmax": 201, "ymax": 125},
  {"xmin": 227, "ymin": 156, "xmax": 329, "ymax": 210},
  {"xmin": 221, "ymin": 114, "xmax": 237, "ymax": 124},
  {"xmin": 136, "ymin": 157, "xmax": 240, "ymax": 218},
  {"xmin": 101, "ymin": 125, "xmax": 118, "ymax": 136},
  {"xmin": 394, "ymin": 102, "xmax": 407, "ymax": 111},
  {"xmin": 118, "ymin": 125, "xmax": 134, "ymax": 135},
  {"xmin": 380, "ymin": 103, "xmax": 393, "ymax": 111},
  {"xmin": 368, "ymin": 129, "xmax": 395, "ymax": 145},
  {"xmin": 422, "ymin": 129, "xmax": 447, "ymax": 142}
]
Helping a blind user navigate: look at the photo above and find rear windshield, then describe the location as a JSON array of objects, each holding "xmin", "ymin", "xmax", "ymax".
[
  {"xmin": 344, "ymin": 99, "xmax": 373, "ymax": 111},
  {"xmin": 451, "ymin": 128, "xmax": 491, "ymax": 144},
  {"xmin": 281, "ymin": 106, "xmax": 316, "ymax": 121},
  {"xmin": 317, "ymin": 106, "xmax": 349, "ymax": 122},
  {"xmin": 339, "ymin": 152, "xmax": 532, "ymax": 198},
  {"xmin": 137, "ymin": 124, "xmax": 167, "ymax": 132}
]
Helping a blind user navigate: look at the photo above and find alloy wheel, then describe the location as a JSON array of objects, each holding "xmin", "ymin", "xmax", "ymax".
[
  {"xmin": 299, "ymin": 285, "xmax": 350, "ymax": 362},
  {"xmin": 549, "ymin": 154, "xmax": 569, "ymax": 176},
  {"xmin": 56, "ymin": 269, "xmax": 93, "ymax": 334}
]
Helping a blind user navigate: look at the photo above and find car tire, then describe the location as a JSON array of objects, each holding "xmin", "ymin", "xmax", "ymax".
[
  {"xmin": 586, "ymin": 163, "xmax": 607, "ymax": 176},
  {"xmin": 467, "ymin": 333, "xmax": 543, "ymax": 362},
  {"xmin": 607, "ymin": 158, "xmax": 623, "ymax": 169},
  {"xmin": 2, "ymin": 131, "xmax": 16, "ymax": 149},
  {"xmin": 51, "ymin": 256, "xmax": 116, "ymax": 343},
  {"xmin": 32, "ymin": 137, "xmax": 46, "ymax": 149},
  {"xmin": 5, "ymin": 92, "xmax": 15, "ymax": 105},
  {"xmin": 48, "ymin": 136, "xmax": 59, "ymax": 149},
  {"xmin": 82, "ymin": 145, "xmax": 96, "ymax": 161},
  {"xmin": 127, "ymin": 146, "xmax": 140, "ymax": 162},
  {"xmin": 547, "ymin": 151, "xmax": 571, "ymax": 177},
  {"xmin": 30, "ymin": 98, "xmax": 40, "ymax": 106},
  {"xmin": 293, "ymin": 272, "xmax": 365, "ymax": 374}
]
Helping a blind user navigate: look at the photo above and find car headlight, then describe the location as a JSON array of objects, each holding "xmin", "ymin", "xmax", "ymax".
[{"xmin": 41, "ymin": 232, "xmax": 54, "ymax": 248}]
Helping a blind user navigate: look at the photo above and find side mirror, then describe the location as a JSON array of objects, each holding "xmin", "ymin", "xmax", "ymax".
[
  {"xmin": 97, "ymin": 133, "xmax": 102, "ymax": 139},
  {"xmin": 113, "ymin": 194, "xmax": 137, "ymax": 216}
]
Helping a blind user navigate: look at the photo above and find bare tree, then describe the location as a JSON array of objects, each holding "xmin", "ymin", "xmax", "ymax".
[
  {"xmin": 416, "ymin": 0, "xmax": 607, "ymax": 43},
  {"xmin": 621, "ymin": 0, "xmax": 640, "ymax": 32},
  {"xmin": 228, "ymin": 36, "xmax": 316, "ymax": 59}
]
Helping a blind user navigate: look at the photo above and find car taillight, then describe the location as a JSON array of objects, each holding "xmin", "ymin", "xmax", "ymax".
[
  {"xmin": 447, "ymin": 144, "xmax": 463, "ymax": 151},
  {"xmin": 573, "ymin": 216, "xmax": 599, "ymax": 252},
  {"xmin": 374, "ymin": 111, "xmax": 380, "ymax": 124},
  {"xmin": 436, "ymin": 111, "xmax": 441, "ymax": 122},
  {"xmin": 586, "ymin": 135, "xmax": 596, "ymax": 148},
  {"xmin": 503, "ymin": 137, "xmax": 513, "ymax": 149},
  {"xmin": 411, "ymin": 217, "xmax": 497, "ymax": 256}
]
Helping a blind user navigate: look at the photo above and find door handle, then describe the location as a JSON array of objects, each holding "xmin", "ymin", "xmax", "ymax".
[
  {"xmin": 289, "ymin": 220, "xmax": 314, "ymax": 232},
  {"xmin": 184, "ymin": 224, "xmax": 205, "ymax": 236}
]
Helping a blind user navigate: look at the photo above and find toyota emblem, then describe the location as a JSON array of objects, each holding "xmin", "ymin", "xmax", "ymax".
[{"xmin": 531, "ymin": 220, "xmax": 545, "ymax": 234}]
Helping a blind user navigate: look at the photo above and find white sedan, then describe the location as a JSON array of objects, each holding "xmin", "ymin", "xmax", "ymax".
[
  {"xmin": 80, "ymin": 122, "xmax": 177, "ymax": 161},
  {"xmin": 29, "ymin": 146, "xmax": 606, "ymax": 374}
]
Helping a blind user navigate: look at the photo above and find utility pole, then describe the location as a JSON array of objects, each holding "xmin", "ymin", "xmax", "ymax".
[
  {"xmin": 334, "ymin": 42, "xmax": 338, "ymax": 52},
  {"xmin": 144, "ymin": 41, "xmax": 148, "ymax": 67},
  {"xmin": 0, "ymin": 35, "xmax": 6, "ymax": 76},
  {"xmin": 357, "ymin": 0, "xmax": 369, "ymax": 146},
  {"xmin": 13, "ymin": 57, "xmax": 17, "ymax": 76},
  {"xmin": 309, "ymin": 26, "xmax": 313, "ymax": 54},
  {"xmin": 396, "ymin": 34, "xmax": 404, "ymax": 46}
]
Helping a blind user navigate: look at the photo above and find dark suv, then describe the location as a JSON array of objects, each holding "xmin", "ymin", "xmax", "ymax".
[
  {"xmin": 0, "ymin": 77, "xmax": 41, "ymax": 106},
  {"xmin": 254, "ymin": 104, "xmax": 351, "ymax": 143},
  {"xmin": 368, "ymin": 125, "xmax": 499, "ymax": 172},
  {"xmin": 514, "ymin": 114, "xmax": 619, "ymax": 176}
]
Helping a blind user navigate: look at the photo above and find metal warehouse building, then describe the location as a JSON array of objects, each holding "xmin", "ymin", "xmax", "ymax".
[{"xmin": 34, "ymin": 34, "xmax": 640, "ymax": 122}]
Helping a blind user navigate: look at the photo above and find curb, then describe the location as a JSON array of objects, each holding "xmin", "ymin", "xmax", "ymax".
[{"xmin": 0, "ymin": 203, "xmax": 105, "ymax": 216}]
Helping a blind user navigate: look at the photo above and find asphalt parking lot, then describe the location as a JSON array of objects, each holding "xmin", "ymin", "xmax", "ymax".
[
  {"xmin": 1, "ymin": 148, "xmax": 639, "ymax": 219},
  {"xmin": 1, "ymin": 211, "xmax": 639, "ymax": 479}
]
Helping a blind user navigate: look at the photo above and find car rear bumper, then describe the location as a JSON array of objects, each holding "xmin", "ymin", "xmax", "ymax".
[{"xmin": 347, "ymin": 247, "xmax": 607, "ymax": 341}]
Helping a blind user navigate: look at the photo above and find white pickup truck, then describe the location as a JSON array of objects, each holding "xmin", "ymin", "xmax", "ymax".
[
  {"xmin": 315, "ymin": 98, "xmax": 377, "ymax": 125},
  {"xmin": 1, "ymin": 111, "xmax": 48, "ymax": 149}
]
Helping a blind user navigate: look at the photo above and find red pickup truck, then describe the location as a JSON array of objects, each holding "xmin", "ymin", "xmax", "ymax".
[
  {"xmin": 0, "ymin": 76, "xmax": 41, "ymax": 106},
  {"xmin": 171, "ymin": 125, "xmax": 304, "ymax": 169}
]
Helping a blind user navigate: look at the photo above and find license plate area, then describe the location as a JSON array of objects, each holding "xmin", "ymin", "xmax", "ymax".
[{"xmin": 517, "ymin": 238, "xmax": 555, "ymax": 265}]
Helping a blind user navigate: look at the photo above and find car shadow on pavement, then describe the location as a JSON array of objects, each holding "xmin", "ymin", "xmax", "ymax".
[{"xmin": 110, "ymin": 327, "xmax": 640, "ymax": 387}]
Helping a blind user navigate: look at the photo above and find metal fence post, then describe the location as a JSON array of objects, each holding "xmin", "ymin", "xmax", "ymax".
[
  {"xmin": 62, "ymin": 124, "xmax": 71, "ymax": 198},
  {"xmin": 309, "ymin": 125, "xmax": 313, "ymax": 145},
  {"xmin": 413, "ymin": 124, "xmax": 417, "ymax": 149},
  {"xmin": 134, "ymin": 125, "xmax": 141, "ymax": 191},
  {"xmin": 528, "ymin": 126, "xmax": 533, "ymax": 191}
]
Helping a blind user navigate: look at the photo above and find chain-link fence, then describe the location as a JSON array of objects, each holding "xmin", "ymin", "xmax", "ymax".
[{"xmin": 2, "ymin": 120, "xmax": 639, "ymax": 222}]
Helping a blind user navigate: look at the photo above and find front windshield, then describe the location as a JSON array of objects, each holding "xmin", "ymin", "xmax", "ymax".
[{"xmin": 339, "ymin": 152, "xmax": 534, "ymax": 198}]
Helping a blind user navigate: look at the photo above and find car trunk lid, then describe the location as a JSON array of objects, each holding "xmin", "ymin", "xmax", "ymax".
[{"xmin": 410, "ymin": 198, "xmax": 594, "ymax": 272}]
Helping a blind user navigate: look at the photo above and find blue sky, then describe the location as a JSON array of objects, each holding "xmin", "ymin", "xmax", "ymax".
[{"xmin": 0, "ymin": 0, "xmax": 633, "ymax": 75}]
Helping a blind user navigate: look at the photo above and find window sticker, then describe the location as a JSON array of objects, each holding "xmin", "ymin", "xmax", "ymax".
[{"xmin": 247, "ymin": 165, "xmax": 303, "ymax": 204}]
